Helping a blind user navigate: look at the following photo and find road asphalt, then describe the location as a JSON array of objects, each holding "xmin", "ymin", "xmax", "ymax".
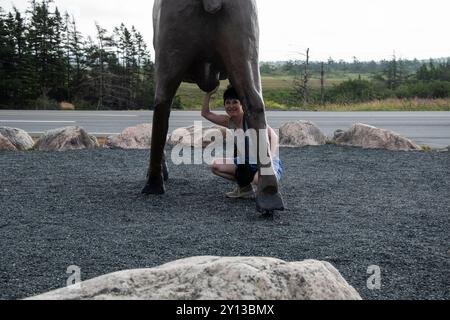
[{"xmin": 1, "ymin": 110, "xmax": 450, "ymax": 148}]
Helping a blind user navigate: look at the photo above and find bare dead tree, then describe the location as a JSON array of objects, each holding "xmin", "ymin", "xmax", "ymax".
[
  {"xmin": 303, "ymin": 48, "xmax": 310, "ymax": 106},
  {"xmin": 320, "ymin": 62, "xmax": 325, "ymax": 105},
  {"xmin": 292, "ymin": 48, "xmax": 311, "ymax": 109}
]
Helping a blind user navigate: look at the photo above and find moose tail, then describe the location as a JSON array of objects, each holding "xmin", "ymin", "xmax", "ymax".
[{"xmin": 202, "ymin": 0, "xmax": 223, "ymax": 14}]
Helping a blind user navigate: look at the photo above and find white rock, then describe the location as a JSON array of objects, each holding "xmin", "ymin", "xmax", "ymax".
[
  {"xmin": 279, "ymin": 121, "xmax": 328, "ymax": 147},
  {"xmin": 0, "ymin": 133, "xmax": 17, "ymax": 151},
  {"xmin": 334, "ymin": 123, "xmax": 422, "ymax": 151},
  {"xmin": 0, "ymin": 127, "xmax": 34, "ymax": 151},
  {"xmin": 168, "ymin": 126, "xmax": 230, "ymax": 148},
  {"xmin": 28, "ymin": 256, "xmax": 361, "ymax": 300},
  {"xmin": 104, "ymin": 124, "xmax": 152, "ymax": 150},
  {"xmin": 34, "ymin": 126, "xmax": 99, "ymax": 151}
]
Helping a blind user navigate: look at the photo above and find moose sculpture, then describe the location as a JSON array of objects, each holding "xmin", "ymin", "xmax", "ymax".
[{"xmin": 142, "ymin": 0, "xmax": 285, "ymax": 213}]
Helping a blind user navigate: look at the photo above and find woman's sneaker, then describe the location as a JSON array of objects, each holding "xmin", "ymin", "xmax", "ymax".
[{"xmin": 226, "ymin": 185, "xmax": 255, "ymax": 199}]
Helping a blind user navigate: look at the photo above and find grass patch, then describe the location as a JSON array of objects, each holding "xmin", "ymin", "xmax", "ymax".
[
  {"xmin": 420, "ymin": 145, "xmax": 433, "ymax": 152},
  {"xmin": 177, "ymin": 75, "xmax": 450, "ymax": 111},
  {"xmin": 314, "ymin": 98, "xmax": 450, "ymax": 112}
]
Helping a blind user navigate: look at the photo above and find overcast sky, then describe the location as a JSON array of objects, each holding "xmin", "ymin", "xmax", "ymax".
[{"xmin": 3, "ymin": 0, "xmax": 450, "ymax": 62}]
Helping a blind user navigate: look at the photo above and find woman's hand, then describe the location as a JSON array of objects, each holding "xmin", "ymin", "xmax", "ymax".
[{"xmin": 207, "ymin": 85, "xmax": 220, "ymax": 97}]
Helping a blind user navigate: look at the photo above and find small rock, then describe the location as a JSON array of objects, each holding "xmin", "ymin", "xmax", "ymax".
[
  {"xmin": 168, "ymin": 126, "xmax": 229, "ymax": 148},
  {"xmin": 334, "ymin": 123, "xmax": 422, "ymax": 151},
  {"xmin": 0, "ymin": 133, "xmax": 17, "ymax": 151},
  {"xmin": 334, "ymin": 129, "xmax": 345, "ymax": 140},
  {"xmin": 0, "ymin": 127, "xmax": 34, "ymax": 151},
  {"xmin": 27, "ymin": 256, "xmax": 362, "ymax": 300},
  {"xmin": 279, "ymin": 121, "xmax": 327, "ymax": 147},
  {"xmin": 34, "ymin": 126, "xmax": 98, "ymax": 151},
  {"xmin": 104, "ymin": 124, "xmax": 152, "ymax": 150},
  {"xmin": 59, "ymin": 102, "xmax": 75, "ymax": 110}
]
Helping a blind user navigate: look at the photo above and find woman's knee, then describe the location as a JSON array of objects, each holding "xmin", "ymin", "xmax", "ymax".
[{"xmin": 210, "ymin": 160, "xmax": 220, "ymax": 174}]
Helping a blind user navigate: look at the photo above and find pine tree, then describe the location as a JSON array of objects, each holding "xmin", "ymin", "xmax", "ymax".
[
  {"xmin": 50, "ymin": 6, "xmax": 68, "ymax": 100},
  {"xmin": 0, "ymin": 6, "xmax": 16, "ymax": 105},
  {"xmin": 1, "ymin": 7, "xmax": 33, "ymax": 106},
  {"xmin": 1, "ymin": 2, "xmax": 155, "ymax": 109},
  {"xmin": 382, "ymin": 53, "xmax": 407, "ymax": 90},
  {"xmin": 63, "ymin": 12, "xmax": 72, "ymax": 100},
  {"xmin": 68, "ymin": 14, "xmax": 85, "ymax": 93},
  {"xmin": 94, "ymin": 23, "xmax": 107, "ymax": 109},
  {"xmin": 27, "ymin": 0, "xmax": 53, "ymax": 99}
]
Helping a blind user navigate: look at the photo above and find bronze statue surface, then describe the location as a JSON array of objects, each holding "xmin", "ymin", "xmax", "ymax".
[{"xmin": 143, "ymin": 0, "xmax": 285, "ymax": 213}]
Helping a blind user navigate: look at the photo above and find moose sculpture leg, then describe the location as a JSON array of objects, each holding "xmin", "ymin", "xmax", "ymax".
[
  {"xmin": 142, "ymin": 59, "xmax": 186, "ymax": 195},
  {"xmin": 218, "ymin": 34, "xmax": 284, "ymax": 213}
]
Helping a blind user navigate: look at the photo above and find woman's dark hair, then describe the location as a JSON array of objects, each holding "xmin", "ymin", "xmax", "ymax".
[{"xmin": 223, "ymin": 86, "xmax": 239, "ymax": 103}]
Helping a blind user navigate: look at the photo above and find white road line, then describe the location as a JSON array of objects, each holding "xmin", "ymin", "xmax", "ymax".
[
  {"xmin": 60, "ymin": 114, "xmax": 140, "ymax": 117},
  {"xmin": 0, "ymin": 120, "xmax": 76, "ymax": 123},
  {"xmin": 87, "ymin": 114, "xmax": 139, "ymax": 117}
]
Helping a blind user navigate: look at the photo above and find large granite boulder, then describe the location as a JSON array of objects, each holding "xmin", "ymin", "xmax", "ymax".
[
  {"xmin": 279, "ymin": 121, "xmax": 328, "ymax": 147},
  {"xmin": 104, "ymin": 124, "xmax": 152, "ymax": 150},
  {"xmin": 168, "ymin": 126, "xmax": 229, "ymax": 148},
  {"xmin": 34, "ymin": 126, "xmax": 99, "ymax": 151},
  {"xmin": 334, "ymin": 123, "xmax": 422, "ymax": 151},
  {"xmin": 0, "ymin": 127, "xmax": 34, "ymax": 151},
  {"xmin": 0, "ymin": 133, "xmax": 17, "ymax": 151},
  {"xmin": 28, "ymin": 256, "xmax": 361, "ymax": 300}
]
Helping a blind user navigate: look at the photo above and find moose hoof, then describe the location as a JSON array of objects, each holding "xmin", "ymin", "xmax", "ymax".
[
  {"xmin": 142, "ymin": 179, "xmax": 165, "ymax": 195},
  {"xmin": 256, "ymin": 191, "xmax": 285, "ymax": 214}
]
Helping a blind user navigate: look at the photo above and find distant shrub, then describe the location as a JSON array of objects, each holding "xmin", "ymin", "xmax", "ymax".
[
  {"xmin": 263, "ymin": 89, "xmax": 298, "ymax": 108},
  {"xmin": 396, "ymin": 81, "xmax": 450, "ymax": 99},
  {"xmin": 172, "ymin": 95, "xmax": 184, "ymax": 110},
  {"xmin": 326, "ymin": 79, "xmax": 380, "ymax": 103},
  {"xmin": 265, "ymin": 100, "xmax": 288, "ymax": 110}
]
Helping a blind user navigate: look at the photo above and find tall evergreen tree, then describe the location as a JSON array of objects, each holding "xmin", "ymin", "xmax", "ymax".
[
  {"xmin": 0, "ymin": 6, "xmax": 16, "ymax": 105},
  {"xmin": 68, "ymin": 14, "xmax": 86, "ymax": 92},
  {"xmin": 0, "ymin": 1, "xmax": 155, "ymax": 110}
]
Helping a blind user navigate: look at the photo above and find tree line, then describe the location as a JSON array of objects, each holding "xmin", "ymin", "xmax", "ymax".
[
  {"xmin": 264, "ymin": 54, "xmax": 450, "ymax": 107},
  {"xmin": 261, "ymin": 57, "xmax": 448, "ymax": 78},
  {"xmin": 0, "ymin": 0, "xmax": 154, "ymax": 110}
]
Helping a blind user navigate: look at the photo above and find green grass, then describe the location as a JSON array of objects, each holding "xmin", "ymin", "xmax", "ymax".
[
  {"xmin": 176, "ymin": 75, "xmax": 450, "ymax": 111},
  {"xmin": 177, "ymin": 75, "xmax": 314, "ymax": 110},
  {"xmin": 315, "ymin": 98, "xmax": 450, "ymax": 112}
]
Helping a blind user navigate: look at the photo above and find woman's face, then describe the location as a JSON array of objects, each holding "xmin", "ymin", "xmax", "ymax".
[{"xmin": 225, "ymin": 98, "xmax": 243, "ymax": 117}]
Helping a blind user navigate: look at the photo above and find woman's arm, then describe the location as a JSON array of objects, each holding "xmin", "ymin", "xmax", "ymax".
[
  {"xmin": 201, "ymin": 87, "xmax": 230, "ymax": 127},
  {"xmin": 268, "ymin": 126, "xmax": 280, "ymax": 158}
]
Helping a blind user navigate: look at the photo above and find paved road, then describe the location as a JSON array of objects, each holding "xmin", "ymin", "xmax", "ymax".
[{"xmin": 1, "ymin": 110, "xmax": 449, "ymax": 147}]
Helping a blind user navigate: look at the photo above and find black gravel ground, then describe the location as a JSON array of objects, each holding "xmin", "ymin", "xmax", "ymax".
[{"xmin": 0, "ymin": 146, "xmax": 449, "ymax": 300}]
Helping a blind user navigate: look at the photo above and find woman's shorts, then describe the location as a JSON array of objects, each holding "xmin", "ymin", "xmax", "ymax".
[{"xmin": 234, "ymin": 157, "xmax": 283, "ymax": 181}]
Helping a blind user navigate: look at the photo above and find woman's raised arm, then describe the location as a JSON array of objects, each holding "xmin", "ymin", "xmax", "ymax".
[{"xmin": 201, "ymin": 86, "xmax": 230, "ymax": 128}]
